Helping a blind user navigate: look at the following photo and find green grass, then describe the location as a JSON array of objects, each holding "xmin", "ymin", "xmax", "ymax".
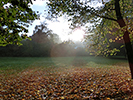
[{"xmin": 0, "ymin": 56, "xmax": 128, "ymax": 75}]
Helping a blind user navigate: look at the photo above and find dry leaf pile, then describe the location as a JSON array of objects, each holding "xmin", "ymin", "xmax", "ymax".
[{"xmin": 0, "ymin": 65, "xmax": 133, "ymax": 100}]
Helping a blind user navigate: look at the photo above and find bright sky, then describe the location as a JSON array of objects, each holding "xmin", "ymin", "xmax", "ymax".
[
  {"xmin": 28, "ymin": 1, "xmax": 48, "ymax": 35},
  {"xmin": 28, "ymin": 0, "xmax": 103, "ymax": 42},
  {"xmin": 28, "ymin": 0, "xmax": 87, "ymax": 42}
]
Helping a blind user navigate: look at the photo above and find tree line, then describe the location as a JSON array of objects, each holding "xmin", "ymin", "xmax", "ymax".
[
  {"xmin": 0, "ymin": 40, "xmax": 89, "ymax": 57},
  {"xmin": 0, "ymin": 21, "xmax": 128, "ymax": 57},
  {"xmin": 0, "ymin": 23, "xmax": 88, "ymax": 57}
]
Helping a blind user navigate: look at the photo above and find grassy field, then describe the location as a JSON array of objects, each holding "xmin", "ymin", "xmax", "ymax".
[
  {"xmin": 0, "ymin": 56, "xmax": 128, "ymax": 70},
  {"xmin": 0, "ymin": 56, "xmax": 128, "ymax": 76},
  {"xmin": 0, "ymin": 56, "xmax": 133, "ymax": 99}
]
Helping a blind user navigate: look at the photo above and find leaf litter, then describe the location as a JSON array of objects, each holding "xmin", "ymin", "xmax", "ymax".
[{"xmin": 0, "ymin": 64, "xmax": 133, "ymax": 100}]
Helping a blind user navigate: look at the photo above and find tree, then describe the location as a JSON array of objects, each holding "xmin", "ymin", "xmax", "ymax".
[
  {"xmin": 50, "ymin": 41, "xmax": 76, "ymax": 57},
  {"xmin": 0, "ymin": 0, "xmax": 38, "ymax": 46},
  {"xmin": 31, "ymin": 22, "xmax": 61, "ymax": 44},
  {"xmin": 31, "ymin": 22, "xmax": 52, "ymax": 44},
  {"xmin": 47, "ymin": 0, "xmax": 133, "ymax": 78},
  {"xmin": 31, "ymin": 22, "xmax": 62, "ymax": 57},
  {"xmin": 0, "ymin": 21, "xmax": 62, "ymax": 57}
]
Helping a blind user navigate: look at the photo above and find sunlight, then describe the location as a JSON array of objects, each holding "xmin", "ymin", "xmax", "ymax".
[
  {"xmin": 69, "ymin": 29, "xmax": 85, "ymax": 41},
  {"xmin": 47, "ymin": 16, "xmax": 72, "ymax": 41}
]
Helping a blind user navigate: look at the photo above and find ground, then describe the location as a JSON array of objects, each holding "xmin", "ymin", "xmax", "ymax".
[{"xmin": 0, "ymin": 57, "xmax": 133, "ymax": 99}]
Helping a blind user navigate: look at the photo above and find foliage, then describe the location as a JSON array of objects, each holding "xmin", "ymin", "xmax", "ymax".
[
  {"xmin": 50, "ymin": 41, "xmax": 89, "ymax": 57},
  {"xmin": 32, "ymin": 22, "xmax": 61, "ymax": 44},
  {"xmin": 85, "ymin": 22, "xmax": 126, "ymax": 56},
  {"xmin": 51, "ymin": 41, "xmax": 75, "ymax": 57},
  {"xmin": 0, "ymin": 0, "xmax": 38, "ymax": 46},
  {"xmin": 47, "ymin": 0, "xmax": 133, "ymax": 56},
  {"xmin": 0, "ymin": 38, "xmax": 53, "ymax": 57},
  {"xmin": 19, "ymin": 40, "xmax": 53, "ymax": 57},
  {"xmin": 0, "ymin": 22, "xmax": 63, "ymax": 57},
  {"xmin": 0, "ymin": 34, "xmax": 89, "ymax": 57},
  {"xmin": 0, "ymin": 57, "xmax": 133, "ymax": 99}
]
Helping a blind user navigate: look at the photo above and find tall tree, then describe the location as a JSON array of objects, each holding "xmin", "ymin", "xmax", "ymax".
[
  {"xmin": 48, "ymin": 0, "xmax": 133, "ymax": 78},
  {"xmin": 0, "ymin": 0, "xmax": 38, "ymax": 46},
  {"xmin": 32, "ymin": 22, "xmax": 61, "ymax": 44},
  {"xmin": 31, "ymin": 22, "xmax": 52, "ymax": 44}
]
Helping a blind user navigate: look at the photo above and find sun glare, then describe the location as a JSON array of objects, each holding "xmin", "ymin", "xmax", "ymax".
[{"xmin": 70, "ymin": 29, "xmax": 85, "ymax": 41}]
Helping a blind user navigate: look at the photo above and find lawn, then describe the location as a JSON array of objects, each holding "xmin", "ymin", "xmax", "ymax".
[{"xmin": 0, "ymin": 56, "xmax": 133, "ymax": 99}]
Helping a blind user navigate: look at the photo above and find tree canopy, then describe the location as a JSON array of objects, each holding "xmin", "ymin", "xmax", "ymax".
[
  {"xmin": 0, "ymin": 0, "xmax": 38, "ymax": 46},
  {"xmin": 48, "ymin": 0, "xmax": 133, "ymax": 55}
]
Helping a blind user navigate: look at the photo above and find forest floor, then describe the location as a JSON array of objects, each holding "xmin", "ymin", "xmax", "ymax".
[{"xmin": 0, "ymin": 57, "xmax": 133, "ymax": 99}]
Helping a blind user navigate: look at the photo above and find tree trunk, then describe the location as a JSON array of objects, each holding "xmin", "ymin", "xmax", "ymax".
[
  {"xmin": 117, "ymin": 19, "xmax": 133, "ymax": 79},
  {"xmin": 115, "ymin": 0, "xmax": 133, "ymax": 79}
]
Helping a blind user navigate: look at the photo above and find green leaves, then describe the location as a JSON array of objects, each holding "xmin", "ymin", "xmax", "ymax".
[
  {"xmin": 0, "ymin": 0, "xmax": 38, "ymax": 46},
  {"xmin": 47, "ymin": 0, "xmax": 133, "ymax": 57},
  {"xmin": 109, "ymin": 39, "xmax": 113, "ymax": 43}
]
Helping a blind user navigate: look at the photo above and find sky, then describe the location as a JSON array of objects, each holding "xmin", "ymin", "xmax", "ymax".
[
  {"xmin": 3, "ymin": 0, "xmax": 104, "ymax": 42},
  {"xmin": 28, "ymin": 0, "xmax": 74, "ymax": 41},
  {"xmin": 28, "ymin": 0, "xmax": 104, "ymax": 42}
]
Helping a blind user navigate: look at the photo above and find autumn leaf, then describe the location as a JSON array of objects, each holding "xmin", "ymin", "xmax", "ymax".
[{"xmin": 0, "ymin": 63, "xmax": 133, "ymax": 99}]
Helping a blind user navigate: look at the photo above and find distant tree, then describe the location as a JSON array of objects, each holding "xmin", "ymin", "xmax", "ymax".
[
  {"xmin": 48, "ymin": 0, "xmax": 133, "ymax": 78},
  {"xmin": 0, "ymin": 21, "xmax": 61, "ymax": 57},
  {"xmin": 0, "ymin": 44, "xmax": 20, "ymax": 57},
  {"xmin": 31, "ymin": 22, "xmax": 52, "ymax": 43},
  {"xmin": 51, "ymin": 41, "xmax": 77, "ymax": 57},
  {"xmin": 18, "ymin": 40, "xmax": 34, "ymax": 56},
  {"xmin": 48, "ymin": 33, "xmax": 62, "ymax": 44},
  {"xmin": 32, "ymin": 22, "xmax": 61, "ymax": 44},
  {"xmin": 30, "ymin": 22, "xmax": 62, "ymax": 56},
  {"xmin": 23, "ymin": 41, "xmax": 52, "ymax": 57},
  {"xmin": 0, "ymin": 0, "xmax": 38, "ymax": 46},
  {"xmin": 76, "ymin": 47, "xmax": 88, "ymax": 56}
]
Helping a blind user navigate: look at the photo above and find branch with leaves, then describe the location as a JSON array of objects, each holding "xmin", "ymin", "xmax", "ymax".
[{"xmin": 0, "ymin": 0, "xmax": 38, "ymax": 46}]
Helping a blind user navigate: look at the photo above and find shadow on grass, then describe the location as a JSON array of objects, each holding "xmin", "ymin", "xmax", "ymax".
[
  {"xmin": 70, "ymin": 56, "xmax": 128, "ymax": 67},
  {"xmin": 72, "ymin": 57, "xmax": 88, "ymax": 67},
  {"xmin": 0, "ymin": 56, "xmax": 128, "ymax": 71}
]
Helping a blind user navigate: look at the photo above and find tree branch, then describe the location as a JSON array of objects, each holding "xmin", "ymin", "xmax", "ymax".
[
  {"xmin": 95, "ymin": 14, "xmax": 117, "ymax": 21},
  {"xmin": 115, "ymin": 0, "xmax": 123, "ymax": 20},
  {"xmin": 87, "ymin": 6, "xmax": 117, "ymax": 21}
]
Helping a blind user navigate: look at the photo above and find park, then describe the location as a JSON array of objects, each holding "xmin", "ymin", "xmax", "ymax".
[
  {"xmin": 0, "ymin": 57, "xmax": 132, "ymax": 99},
  {"xmin": 0, "ymin": 0, "xmax": 133, "ymax": 99}
]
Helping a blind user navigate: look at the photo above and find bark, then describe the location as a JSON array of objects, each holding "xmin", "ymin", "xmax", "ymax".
[
  {"xmin": 117, "ymin": 19, "xmax": 133, "ymax": 79},
  {"xmin": 115, "ymin": 0, "xmax": 133, "ymax": 79}
]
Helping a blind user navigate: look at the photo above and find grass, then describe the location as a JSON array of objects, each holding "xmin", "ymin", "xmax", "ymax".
[
  {"xmin": 0, "ymin": 56, "xmax": 128, "ymax": 76},
  {"xmin": 0, "ymin": 56, "xmax": 128, "ymax": 68},
  {"xmin": 1, "ymin": 56, "xmax": 133, "ymax": 100}
]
